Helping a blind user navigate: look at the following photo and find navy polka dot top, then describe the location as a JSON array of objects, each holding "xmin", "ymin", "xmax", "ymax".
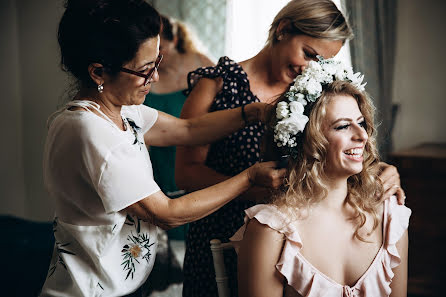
[{"xmin": 183, "ymin": 57, "xmax": 264, "ymax": 297}]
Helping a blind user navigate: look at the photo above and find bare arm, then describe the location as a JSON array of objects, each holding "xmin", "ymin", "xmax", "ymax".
[
  {"xmin": 126, "ymin": 162, "xmax": 285, "ymax": 229},
  {"xmin": 238, "ymin": 218, "xmax": 285, "ymax": 297},
  {"xmin": 378, "ymin": 162, "xmax": 406, "ymax": 204},
  {"xmin": 390, "ymin": 230, "xmax": 408, "ymax": 297},
  {"xmin": 175, "ymin": 78, "xmax": 273, "ymax": 202},
  {"xmin": 144, "ymin": 100, "xmax": 264, "ymax": 147}
]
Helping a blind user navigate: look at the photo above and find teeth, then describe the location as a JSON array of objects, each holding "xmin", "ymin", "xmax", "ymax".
[{"xmin": 344, "ymin": 148, "xmax": 363, "ymax": 155}]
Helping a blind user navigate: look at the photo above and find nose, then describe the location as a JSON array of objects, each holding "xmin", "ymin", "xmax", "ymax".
[
  {"xmin": 151, "ymin": 68, "xmax": 160, "ymax": 83},
  {"xmin": 352, "ymin": 123, "xmax": 368, "ymax": 143}
]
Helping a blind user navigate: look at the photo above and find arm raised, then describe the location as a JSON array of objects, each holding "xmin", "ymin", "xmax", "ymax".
[
  {"xmin": 238, "ymin": 218, "xmax": 285, "ymax": 297},
  {"xmin": 175, "ymin": 78, "xmax": 274, "ymax": 203},
  {"xmin": 126, "ymin": 161, "xmax": 285, "ymax": 229},
  {"xmin": 144, "ymin": 77, "xmax": 267, "ymax": 147}
]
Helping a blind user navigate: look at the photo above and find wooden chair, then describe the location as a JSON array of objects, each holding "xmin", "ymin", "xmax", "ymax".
[{"xmin": 210, "ymin": 239, "xmax": 235, "ymax": 297}]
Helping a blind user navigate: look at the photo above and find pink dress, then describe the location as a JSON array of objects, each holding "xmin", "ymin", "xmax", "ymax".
[{"xmin": 231, "ymin": 197, "xmax": 411, "ymax": 297}]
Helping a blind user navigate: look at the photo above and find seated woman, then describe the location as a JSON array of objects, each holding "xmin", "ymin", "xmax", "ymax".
[{"xmin": 232, "ymin": 58, "xmax": 411, "ymax": 297}]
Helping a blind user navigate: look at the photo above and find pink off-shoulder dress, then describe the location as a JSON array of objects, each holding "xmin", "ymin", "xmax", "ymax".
[{"xmin": 231, "ymin": 197, "xmax": 411, "ymax": 297}]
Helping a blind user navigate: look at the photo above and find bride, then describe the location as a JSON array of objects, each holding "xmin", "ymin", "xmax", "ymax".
[{"xmin": 232, "ymin": 59, "xmax": 411, "ymax": 297}]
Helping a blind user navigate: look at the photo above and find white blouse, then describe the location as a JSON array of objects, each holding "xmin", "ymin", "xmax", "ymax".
[{"xmin": 41, "ymin": 101, "xmax": 161, "ymax": 297}]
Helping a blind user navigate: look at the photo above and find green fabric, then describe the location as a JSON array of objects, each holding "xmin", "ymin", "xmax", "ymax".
[{"xmin": 144, "ymin": 90, "xmax": 188, "ymax": 240}]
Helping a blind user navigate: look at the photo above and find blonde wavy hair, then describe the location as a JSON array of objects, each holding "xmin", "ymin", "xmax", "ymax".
[
  {"xmin": 265, "ymin": 81, "xmax": 383, "ymax": 241},
  {"xmin": 267, "ymin": 0, "xmax": 353, "ymax": 46}
]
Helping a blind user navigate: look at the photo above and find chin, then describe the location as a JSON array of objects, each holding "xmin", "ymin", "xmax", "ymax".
[{"xmin": 348, "ymin": 167, "xmax": 364, "ymax": 177}]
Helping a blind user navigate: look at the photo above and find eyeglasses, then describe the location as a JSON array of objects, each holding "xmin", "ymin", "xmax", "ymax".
[{"xmin": 119, "ymin": 54, "xmax": 163, "ymax": 86}]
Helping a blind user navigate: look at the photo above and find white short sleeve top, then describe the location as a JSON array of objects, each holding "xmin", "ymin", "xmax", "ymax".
[{"xmin": 41, "ymin": 101, "xmax": 161, "ymax": 297}]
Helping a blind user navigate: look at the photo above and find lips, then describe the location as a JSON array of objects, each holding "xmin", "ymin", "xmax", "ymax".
[{"xmin": 344, "ymin": 148, "xmax": 364, "ymax": 161}]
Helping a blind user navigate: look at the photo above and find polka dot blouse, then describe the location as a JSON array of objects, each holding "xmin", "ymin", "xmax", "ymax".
[{"xmin": 183, "ymin": 57, "xmax": 264, "ymax": 297}]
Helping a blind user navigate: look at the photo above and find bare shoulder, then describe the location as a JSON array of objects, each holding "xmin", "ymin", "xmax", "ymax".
[
  {"xmin": 181, "ymin": 76, "xmax": 223, "ymax": 118},
  {"xmin": 196, "ymin": 52, "xmax": 214, "ymax": 67}
]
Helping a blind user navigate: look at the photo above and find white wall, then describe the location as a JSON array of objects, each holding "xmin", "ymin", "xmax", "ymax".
[
  {"xmin": 0, "ymin": 0, "xmax": 66, "ymax": 221},
  {"xmin": 392, "ymin": 0, "xmax": 446, "ymax": 151}
]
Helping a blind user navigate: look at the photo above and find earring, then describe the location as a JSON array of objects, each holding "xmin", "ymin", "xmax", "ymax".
[
  {"xmin": 97, "ymin": 84, "xmax": 104, "ymax": 93},
  {"xmin": 277, "ymin": 34, "xmax": 283, "ymax": 41}
]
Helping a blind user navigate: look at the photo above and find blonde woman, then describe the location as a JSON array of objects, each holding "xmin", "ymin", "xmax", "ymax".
[
  {"xmin": 176, "ymin": 1, "xmax": 405, "ymax": 296},
  {"xmin": 233, "ymin": 59, "xmax": 410, "ymax": 297}
]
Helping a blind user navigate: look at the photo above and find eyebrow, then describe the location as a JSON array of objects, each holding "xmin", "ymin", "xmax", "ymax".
[
  {"xmin": 136, "ymin": 54, "xmax": 159, "ymax": 70},
  {"xmin": 136, "ymin": 60, "xmax": 155, "ymax": 70},
  {"xmin": 330, "ymin": 115, "xmax": 364, "ymax": 126}
]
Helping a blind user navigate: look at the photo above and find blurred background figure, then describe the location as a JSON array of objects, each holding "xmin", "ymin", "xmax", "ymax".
[{"xmin": 143, "ymin": 15, "xmax": 214, "ymax": 241}]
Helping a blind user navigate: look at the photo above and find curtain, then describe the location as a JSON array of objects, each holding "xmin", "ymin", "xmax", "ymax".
[
  {"xmin": 149, "ymin": 0, "xmax": 227, "ymax": 60},
  {"xmin": 344, "ymin": 0, "xmax": 398, "ymax": 159}
]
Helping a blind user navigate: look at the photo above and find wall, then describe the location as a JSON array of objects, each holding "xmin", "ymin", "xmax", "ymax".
[
  {"xmin": 0, "ymin": 0, "xmax": 26, "ymax": 217},
  {"xmin": 392, "ymin": 0, "xmax": 446, "ymax": 151},
  {"xmin": 0, "ymin": 0, "xmax": 66, "ymax": 221}
]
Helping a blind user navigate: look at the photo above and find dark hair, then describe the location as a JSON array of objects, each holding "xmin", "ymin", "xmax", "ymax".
[
  {"xmin": 160, "ymin": 15, "xmax": 174, "ymax": 41},
  {"xmin": 58, "ymin": 0, "xmax": 161, "ymax": 87}
]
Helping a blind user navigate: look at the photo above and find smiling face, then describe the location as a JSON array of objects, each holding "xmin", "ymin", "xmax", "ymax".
[
  {"xmin": 103, "ymin": 36, "xmax": 160, "ymax": 106},
  {"xmin": 271, "ymin": 34, "xmax": 343, "ymax": 84},
  {"xmin": 322, "ymin": 94, "xmax": 369, "ymax": 179}
]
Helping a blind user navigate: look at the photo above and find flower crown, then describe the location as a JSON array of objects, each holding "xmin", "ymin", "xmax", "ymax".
[{"xmin": 274, "ymin": 56, "xmax": 366, "ymax": 159}]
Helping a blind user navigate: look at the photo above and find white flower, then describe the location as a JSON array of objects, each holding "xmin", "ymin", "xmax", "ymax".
[
  {"xmin": 308, "ymin": 60, "xmax": 322, "ymax": 71},
  {"xmin": 294, "ymin": 75, "xmax": 309, "ymax": 92},
  {"xmin": 348, "ymin": 72, "xmax": 366, "ymax": 91},
  {"xmin": 335, "ymin": 68, "xmax": 346, "ymax": 81},
  {"xmin": 321, "ymin": 62, "xmax": 338, "ymax": 75},
  {"xmin": 274, "ymin": 56, "xmax": 367, "ymax": 152},
  {"xmin": 277, "ymin": 113, "xmax": 309, "ymax": 135},
  {"xmin": 289, "ymin": 101, "xmax": 305, "ymax": 114},
  {"xmin": 276, "ymin": 101, "xmax": 289, "ymax": 119},
  {"xmin": 306, "ymin": 78, "xmax": 322, "ymax": 95},
  {"xmin": 295, "ymin": 93, "xmax": 307, "ymax": 106}
]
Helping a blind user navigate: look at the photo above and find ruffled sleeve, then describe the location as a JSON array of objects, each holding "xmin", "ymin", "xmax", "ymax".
[
  {"xmin": 186, "ymin": 57, "xmax": 226, "ymax": 95},
  {"xmin": 231, "ymin": 199, "xmax": 412, "ymax": 297},
  {"xmin": 383, "ymin": 196, "xmax": 412, "ymax": 269},
  {"xmin": 185, "ymin": 56, "xmax": 252, "ymax": 100},
  {"xmin": 361, "ymin": 196, "xmax": 411, "ymax": 296},
  {"xmin": 230, "ymin": 204, "xmax": 302, "ymax": 246}
]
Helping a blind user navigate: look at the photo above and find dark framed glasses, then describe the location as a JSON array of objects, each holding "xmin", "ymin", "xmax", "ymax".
[{"xmin": 119, "ymin": 54, "xmax": 163, "ymax": 86}]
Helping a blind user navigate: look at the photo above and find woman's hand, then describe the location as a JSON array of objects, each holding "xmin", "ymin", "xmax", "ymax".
[
  {"xmin": 378, "ymin": 162, "xmax": 406, "ymax": 205},
  {"xmin": 246, "ymin": 161, "xmax": 287, "ymax": 189},
  {"xmin": 244, "ymin": 102, "xmax": 274, "ymax": 124}
]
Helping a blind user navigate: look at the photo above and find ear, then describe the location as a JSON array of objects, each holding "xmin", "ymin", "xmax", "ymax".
[
  {"xmin": 88, "ymin": 63, "xmax": 105, "ymax": 86},
  {"xmin": 276, "ymin": 19, "xmax": 290, "ymax": 39}
]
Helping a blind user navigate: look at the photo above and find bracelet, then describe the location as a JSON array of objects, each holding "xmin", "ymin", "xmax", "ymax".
[{"xmin": 241, "ymin": 104, "xmax": 247, "ymax": 125}]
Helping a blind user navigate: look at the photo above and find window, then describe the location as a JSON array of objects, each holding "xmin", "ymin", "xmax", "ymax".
[{"xmin": 225, "ymin": 0, "xmax": 351, "ymax": 66}]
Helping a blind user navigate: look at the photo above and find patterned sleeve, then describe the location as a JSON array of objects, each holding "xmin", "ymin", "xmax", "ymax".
[{"xmin": 185, "ymin": 56, "xmax": 228, "ymax": 96}]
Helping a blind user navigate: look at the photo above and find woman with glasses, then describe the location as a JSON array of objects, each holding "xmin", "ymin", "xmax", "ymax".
[{"xmin": 40, "ymin": 1, "xmax": 285, "ymax": 296}]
